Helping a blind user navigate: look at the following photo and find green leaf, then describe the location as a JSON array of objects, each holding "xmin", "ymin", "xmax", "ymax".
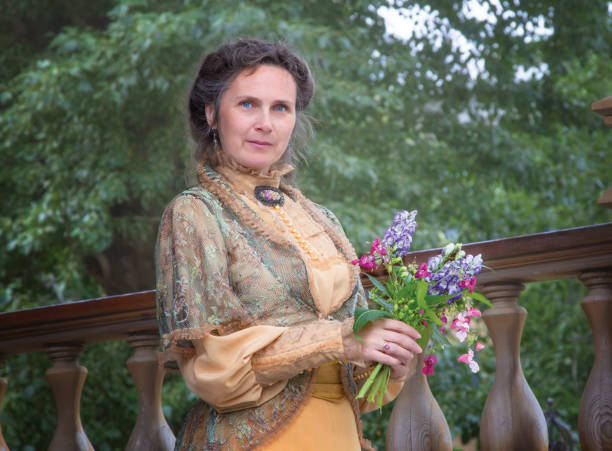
[
  {"xmin": 365, "ymin": 273, "xmax": 390, "ymax": 298},
  {"xmin": 424, "ymin": 293, "xmax": 453, "ymax": 306},
  {"xmin": 371, "ymin": 296, "xmax": 394, "ymax": 312},
  {"xmin": 431, "ymin": 323, "xmax": 450, "ymax": 346},
  {"xmin": 353, "ymin": 309, "xmax": 393, "ymax": 333},
  {"xmin": 354, "ymin": 307, "xmax": 369, "ymax": 318},
  {"xmin": 398, "ymin": 283, "xmax": 416, "ymax": 299},
  {"xmin": 416, "ymin": 278, "xmax": 427, "ymax": 309},
  {"xmin": 425, "ymin": 311, "xmax": 443, "ymax": 326},
  {"xmin": 416, "ymin": 322, "xmax": 432, "ymax": 350},
  {"xmin": 470, "ymin": 291, "xmax": 492, "ymax": 307}
]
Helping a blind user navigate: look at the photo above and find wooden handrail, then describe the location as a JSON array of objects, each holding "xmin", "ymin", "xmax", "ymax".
[
  {"xmin": 1, "ymin": 223, "xmax": 610, "ymax": 356},
  {"xmin": 592, "ymin": 95, "xmax": 612, "ymax": 128},
  {"xmin": 1, "ymin": 223, "xmax": 610, "ymax": 355},
  {"xmin": 363, "ymin": 222, "xmax": 612, "ymax": 286},
  {"xmin": 0, "ymin": 290, "xmax": 156, "ymax": 356}
]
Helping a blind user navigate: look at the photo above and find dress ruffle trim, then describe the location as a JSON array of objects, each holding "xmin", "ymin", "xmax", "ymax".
[
  {"xmin": 215, "ymin": 150, "xmax": 294, "ymax": 182},
  {"xmin": 281, "ymin": 183, "xmax": 361, "ymax": 310},
  {"xmin": 198, "ymin": 166, "xmax": 293, "ymax": 247}
]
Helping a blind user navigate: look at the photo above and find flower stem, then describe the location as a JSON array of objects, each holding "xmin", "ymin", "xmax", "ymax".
[
  {"xmin": 367, "ymin": 368, "xmax": 386, "ymax": 402},
  {"xmin": 378, "ymin": 366, "xmax": 391, "ymax": 406},
  {"xmin": 357, "ymin": 362, "xmax": 383, "ymax": 399}
]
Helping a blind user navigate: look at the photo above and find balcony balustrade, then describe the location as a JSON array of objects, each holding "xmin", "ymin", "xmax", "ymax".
[{"xmin": 0, "ymin": 222, "xmax": 610, "ymax": 450}]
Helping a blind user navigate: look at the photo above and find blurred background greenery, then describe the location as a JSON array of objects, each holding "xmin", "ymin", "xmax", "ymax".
[{"xmin": 0, "ymin": 0, "xmax": 610, "ymax": 449}]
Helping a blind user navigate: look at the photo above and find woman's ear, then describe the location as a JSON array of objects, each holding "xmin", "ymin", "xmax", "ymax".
[{"xmin": 205, "ymin": 104, "xmax": 216, "ymax": 129}]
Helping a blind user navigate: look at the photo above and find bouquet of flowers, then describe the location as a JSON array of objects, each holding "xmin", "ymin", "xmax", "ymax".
[{"xmin": 352, "ymin": 210, "xmax": 491, "ymax": 407}]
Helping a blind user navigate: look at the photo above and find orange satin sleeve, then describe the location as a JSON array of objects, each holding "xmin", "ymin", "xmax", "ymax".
[
  {"xmin": 179, "ymin": 319, "xmax": 352, "ymax": 413},
  {"xmin": 179, "ymin": 325, "xmax": 288, "ymax": 413}
]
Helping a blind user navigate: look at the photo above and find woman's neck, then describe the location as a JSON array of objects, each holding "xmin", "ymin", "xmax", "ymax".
[{"xmin": 212, "ymin": 151, "xmax": 294, "ymax": 194}]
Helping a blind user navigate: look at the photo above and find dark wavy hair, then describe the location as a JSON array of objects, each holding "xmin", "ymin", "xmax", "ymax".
[{"xmin": 188, "ymin": 39, "xmax": 314, "ymax": 170}]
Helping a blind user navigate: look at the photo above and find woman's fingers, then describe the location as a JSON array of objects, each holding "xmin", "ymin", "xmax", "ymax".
[
  {"xmin": 344, "ymin": 317, "xmax": 425, "ymax": 364},
  {"xmin": 390, "ymin": 361, "xmax": 412, "ymax": 379},
  {"xmin": 370, "ymin": 349, "xmax": 406, "ymax": 369},
  {"xmin": 383, "ymin": 330, "xmax": 423, "ymax": 355},
  {"xmin": 378, "ymin": 337, "xmax": 417, "ymax": 362},
  {"xmin": 361, "ymin": 336, "xmax": 418, "ymax": 366},
  {"xmin": 377, "ymin": 318, "xmax": 421, "ymax": 341}
]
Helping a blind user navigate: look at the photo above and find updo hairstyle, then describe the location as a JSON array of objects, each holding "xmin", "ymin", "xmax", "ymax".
[{"xmin": 188, "ymin": 39, "xmax": 314, "ymax": 169}]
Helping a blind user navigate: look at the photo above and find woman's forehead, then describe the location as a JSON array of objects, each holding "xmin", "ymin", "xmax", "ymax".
[{"xmin": 225, "ymin": 65, "xmax": 297, "ymax": 103}]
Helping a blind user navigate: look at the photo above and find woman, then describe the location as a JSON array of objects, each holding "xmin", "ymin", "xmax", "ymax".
[{"xmin": 156, "ymin": 39, "xmax": 422, "ymax": 451}]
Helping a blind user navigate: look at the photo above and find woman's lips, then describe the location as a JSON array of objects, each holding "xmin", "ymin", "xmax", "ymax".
[{"xmin": 247, "ymin": 140, "xmax": 272, "ymax": 149}]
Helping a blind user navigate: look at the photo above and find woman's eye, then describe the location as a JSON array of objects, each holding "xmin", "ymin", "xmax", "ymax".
[{"xmin": 240, "ymin": 101, "xmax": 252, "ymax": 108}]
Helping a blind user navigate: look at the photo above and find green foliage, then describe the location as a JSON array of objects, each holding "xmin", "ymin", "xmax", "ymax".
[{"xmin": 0, "ymin": 0, "xmax": 609, "ymax": 449}]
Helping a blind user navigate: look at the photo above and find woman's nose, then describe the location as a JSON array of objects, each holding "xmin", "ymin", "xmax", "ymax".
[{"xmin": 255, "ymin": 110, "xmax": 272, "ymax": 132}]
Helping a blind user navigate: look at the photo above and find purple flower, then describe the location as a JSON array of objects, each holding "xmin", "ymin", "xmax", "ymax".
[
  {"xmin": 461, "ymin": 254, "xmax": 483, "ymax": 275},
  {"xmin": 382, "ymin": 210, "xmax": 418, "ymax": 257},
  {"xmin": 447, "ymin": 293, "xmax": 462, "ymax": 304},
  {"xmin": 426, "ymin": 248, "xmax": 483, "ymax": 298}
]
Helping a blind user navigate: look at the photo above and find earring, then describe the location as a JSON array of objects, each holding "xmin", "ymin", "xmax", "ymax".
[{"xmin": 212, "ymin": 129, "xmax": 218, "ymax": 148}]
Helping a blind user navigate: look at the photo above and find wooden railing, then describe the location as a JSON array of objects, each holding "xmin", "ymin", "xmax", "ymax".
[
  {"xmin": 382, "ymin": 222, "xmax": 612, "ymax": 451},
  {"xmin": 1, "ymin": 222, "xmax": 611, "ymax": 451},
  {"xmin": 0, "ymin": 291, "xmax": 172, "ymax": 451}
]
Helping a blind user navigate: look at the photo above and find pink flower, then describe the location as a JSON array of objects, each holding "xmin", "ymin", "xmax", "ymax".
[
  {"xmin": 424, "ymin": 354, "xmax": 437, "ymax": 366},
  {"xmin": 440, "ymin": 315, "xmax": 448, "ymax": 324},
  {"xmin": 459, "ymin": 276, "xmax": 477, "ymax": 293},
  {"xmin": 415, "ymin": 262, "xmax": 431, "ymax": 279},
  {"xmin": 369, "ymin": 238, "xmax": 387, "ymax": 257},
  {"xmin": 450, "ymin": 313, "xmax": 468, "ymax": 329},
  {"xmin": 467, "ymin": 307, "xmax": 482, "ymax": 318},
  {"xmin": 457, "ymin": 349, "xmax": 480, "ymax": 373},
  {"xmin": 422, "ymin": 354, "xmax": 437, "ymax": 375},
  {"xmin": 418, "ymin": 309, "xmax": 424, "ymax": 315},
  {"xmin": 351, "ymin": 253, "xmax": 377, "ymax": 270},
  {"xmin": 451, "ymin": 312, "xmax": 470, "ymax": 343},
  {"xmin": 439, "ymin": 326, "xmax": 446, "ymax": 335},
  {"xmin": 455, "ymin": 329, "xmax": 468, "ymax": 342},
  {"xmin": 476, "ymin": 342, "xmax": 485, "ymax": 351},
  {"xmin": 422, "ymin": 365, "xmax": 435, "ymax": 375}
]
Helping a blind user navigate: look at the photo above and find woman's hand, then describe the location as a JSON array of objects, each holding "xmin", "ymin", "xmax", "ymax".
[{"xmin": 343, "ymin": 318, "xmax": 422, "ymax": 379}]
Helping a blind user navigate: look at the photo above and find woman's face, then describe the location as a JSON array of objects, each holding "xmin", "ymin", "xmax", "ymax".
[{"xmin": 207, "ymin": 64, "xmax": 297, "ymax": 173}]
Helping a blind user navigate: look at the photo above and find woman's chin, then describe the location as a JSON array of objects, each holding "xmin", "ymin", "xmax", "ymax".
[{"xmin": 238, "ymin": 155, "xmax": 282, "ymax": 172}]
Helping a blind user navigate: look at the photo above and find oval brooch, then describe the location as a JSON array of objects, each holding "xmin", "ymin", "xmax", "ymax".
[{"xmin": 254, "ymin": 186, "xmax": 285, "ymax": 207}]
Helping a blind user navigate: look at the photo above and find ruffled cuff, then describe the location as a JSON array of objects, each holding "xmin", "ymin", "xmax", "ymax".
[{"xmin": 251, "ymin": 318, "xmax": 353, "ymax": 386}]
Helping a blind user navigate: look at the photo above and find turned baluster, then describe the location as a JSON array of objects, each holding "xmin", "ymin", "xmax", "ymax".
[
  {"xmin": 386, "ymin": 353, "xmax": 452, "ymax": 451},
  {"xmin": 126, "ymin": 332, "xmax": 175, "ymax": 451},
  {"xmin": 45, "ymin": 344, "xmax": 93, "ymax": 451},
  {"xmin": 0, "ymin": 357, "xmax": 8, "ymax": 451},
  {"xmin": 578, "ymin": 270, "xmax": 612, "ymax": 451},
  {"xmin": 479, "ymin": 282, "xmax": 548, "ymax": 451}
]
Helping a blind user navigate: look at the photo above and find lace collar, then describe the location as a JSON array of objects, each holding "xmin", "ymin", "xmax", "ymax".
[{"xmin": 213, "ymin": 152, "xmax": 294, "ymax": 195}]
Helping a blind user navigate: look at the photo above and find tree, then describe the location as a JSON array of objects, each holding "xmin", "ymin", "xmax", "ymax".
[{"xmin": 1, "ymin": 0, "xmax": 609, "ymax": 448}]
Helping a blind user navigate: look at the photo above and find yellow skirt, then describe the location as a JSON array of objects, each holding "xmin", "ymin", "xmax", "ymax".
[{"xmin": 259, "ymin": 362, "xmax": 361, "ymax": 451}]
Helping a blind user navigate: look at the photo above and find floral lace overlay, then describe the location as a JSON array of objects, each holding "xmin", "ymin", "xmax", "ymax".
[{"xmin": 155, "ymin": 166, "xmax": 369, "ymax": 450}]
